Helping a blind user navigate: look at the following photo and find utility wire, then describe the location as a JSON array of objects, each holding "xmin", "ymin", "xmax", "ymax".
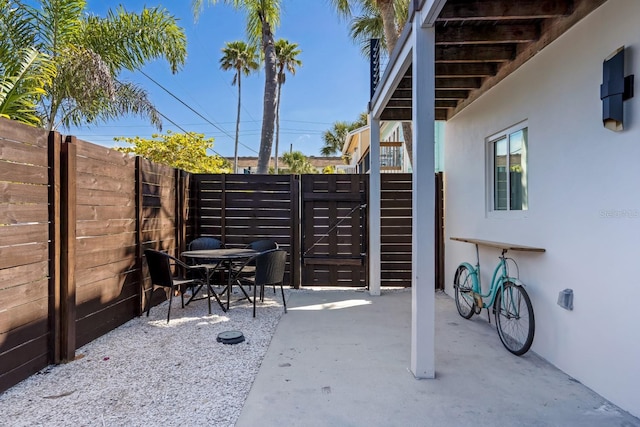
[
  {"xmin": 154, "ymin": 109, "xmax": 224, "ymax": 158},
  {"xmin": 139, "ymin": 70, "xmax": 259, "ymax": 155}
]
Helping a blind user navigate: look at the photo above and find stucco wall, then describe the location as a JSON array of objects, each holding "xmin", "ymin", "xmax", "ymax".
[{"xmin": 444, "ymin": 0, "xmax": 640, "ymax": 417}]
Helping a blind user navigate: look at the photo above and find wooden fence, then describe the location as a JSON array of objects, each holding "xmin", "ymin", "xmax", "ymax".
[
  {"xmin": 0, "ymin": 117, "xmax": 444, "ymax": 394},
  {"xmin": 0, "ymin": 118, "xmax": 187, "ymax": 393}
]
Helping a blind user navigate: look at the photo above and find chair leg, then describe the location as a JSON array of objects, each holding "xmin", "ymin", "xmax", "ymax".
[
  {"xmin": 236, "ymin": 280, "xmax": 253, "ymax": 303},
  {"xmin": 167, "ymin": 287, "xmax": 174, "ymax": 323},
  {"xmin": 253, "ymin": 284, "xmax": 258, "ymax": 318},
  {"xmin": 145, "ymin": 286, "xmax": 153, "ymax": 317},
  {"xmin": 280, "ymin": 284, "xmax": 287, "ymax": 314}
]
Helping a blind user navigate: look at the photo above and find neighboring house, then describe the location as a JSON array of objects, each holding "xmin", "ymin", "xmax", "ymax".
[
  {"xmin": 369, "ymin": 0, "xmax": 639, "ymax": 418},
  {"xmin": 231, "ymin": 156, "xmax": 345, "ymax": 174},
  {"xmin": 343, "ymin": 121, "xmax": 445, "ymax": 173}
]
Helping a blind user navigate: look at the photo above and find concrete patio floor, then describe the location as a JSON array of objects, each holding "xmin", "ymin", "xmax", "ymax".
[{"xmin": 237, "ymin": 289, "xmax": 639, "ymax": 427}]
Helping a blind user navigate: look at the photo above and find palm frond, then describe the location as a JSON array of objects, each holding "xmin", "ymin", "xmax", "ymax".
[
  {"xmin": 81, "ymin": 6, "xmax": 187, "ymax": 74},
  {"xmin": 0, "ymin": 47, "xmax": 55, "ymax": 126},
  {"xmin": 56, "ymin": 80, "xmax": 162, "ymax": 130}
]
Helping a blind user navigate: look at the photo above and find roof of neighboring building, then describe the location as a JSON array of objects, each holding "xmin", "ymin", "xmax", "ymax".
[{"xmin": 230, "ymin": 156, "xmax": 345, "ymax": 169}]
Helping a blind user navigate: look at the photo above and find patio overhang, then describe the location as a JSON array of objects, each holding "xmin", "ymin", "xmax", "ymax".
[{"xmin": 371, "ymin": 0, "xmax": 609, "ymax": 121}]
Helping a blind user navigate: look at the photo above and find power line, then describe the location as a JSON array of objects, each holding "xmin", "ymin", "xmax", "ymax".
[
  {"xmin": 153, "ymin": 109, "xmax": 225, "ymax": 158},
  {"xmin": 139, "ymin": 70, "xmax": 259, "ymax": 155}
]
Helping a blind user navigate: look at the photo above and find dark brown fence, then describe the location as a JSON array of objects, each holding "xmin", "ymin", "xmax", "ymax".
[
  {"xmin": 190, "ymin": 174, "xmax": 300, "ymax": 286},
  {"xmin": 0, "ymin": 117, "xmax": 445, "ymax": 394},
  {"xmin": 0, "ymin": 120, "xmax": 52, "ymax": 394},
  {"xmin": 301, "ymin": 174, "xmax": 368, "ymax": 287},
  {"xmin": 381, "ymin": 174, "xmax": 412, "ymax": 286},
  {"xmin": 0, "ymin": 119, "xmax": 187, "ymax": 393},
  {"xmin": 380, "ymin": 173, "xmax": 445, "ymax": 288}
]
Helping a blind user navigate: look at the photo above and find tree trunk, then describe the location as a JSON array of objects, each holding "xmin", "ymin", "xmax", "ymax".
[
  {"xmin": 378, "ymin": 0, "xmax": 413, "ymax": 167},
  {"xmin": 402, "ymin": 121, "xmax": 413, "ymax": 167},
  {"xmin": 378, "ymin": 0, "xmax": 398, "ymax": 52},
  {"xmin": 275, "ymin": 80, "xmax": 282, "ymax": 174},
  {"xmin": 257, "ymin": 20, "xmax": 278, "ymax": 174},
  {"xmin": 234, "ymin": 69, "xmax": 242, "ymax": 174}
]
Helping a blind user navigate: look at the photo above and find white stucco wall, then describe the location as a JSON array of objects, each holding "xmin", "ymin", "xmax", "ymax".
[{"xmin": 444, "ymin": 0, "xmax": 640, "ymax": 417}]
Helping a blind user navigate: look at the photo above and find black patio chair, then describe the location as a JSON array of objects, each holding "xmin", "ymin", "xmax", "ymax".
[
  {"xmin": 144, "ymin": 249, "xmax": 220, "ymax": 323},
  {"xmin": 188, "ymin": 236, "xmax": 225, "ymax": 251},
  {"xmin": 232, "ymin": 239, "xmax": 279, "ymax": 294},
  {"xmin": 237, "ymin": 249, "xmax": 287, "ymax": 318},
  {"xmin": 186, "ymin": 236, "xmax": 226, "ymax": 288}
]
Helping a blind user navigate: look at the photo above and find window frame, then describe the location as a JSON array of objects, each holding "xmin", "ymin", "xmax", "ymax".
[{"xmin": 486, "ymin": 121, "xmax": 529, "ymax": 217}]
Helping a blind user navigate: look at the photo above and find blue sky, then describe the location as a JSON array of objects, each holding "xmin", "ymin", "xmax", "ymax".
[{"xmin": 71, "ymin": 1, "xmax": 371, "ymax": 159}]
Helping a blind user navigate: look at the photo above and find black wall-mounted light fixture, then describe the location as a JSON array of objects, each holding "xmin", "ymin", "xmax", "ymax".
[{"xmin": 600, "ymin": 46, "xmax": 634, "ymax": 131}]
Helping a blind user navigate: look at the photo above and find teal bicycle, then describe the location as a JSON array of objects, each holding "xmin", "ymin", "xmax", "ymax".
[{"xmin": 453, "ymin": 239, "xmax": 536, "ymax": 356}]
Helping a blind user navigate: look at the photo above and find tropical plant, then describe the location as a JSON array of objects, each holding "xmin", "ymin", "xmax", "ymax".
[
  {"xmin": 320, "ymin": 112, "xmax": 368, "ymax": 156},
  {"xmin": 0, "ymin": 1, "xmax": 56, "ymax": 126},
  {"xmin": 114, "ymin": 131, "xmax": 230, "ymax": 173},
  {"xmin": 273, "ymin": 38, "xmax": 301, "ymax": 174},
  {"xmin": 1, "ymin": 0, "xmax": 187, "ymax": 131},
  {"xmin": 321, "ymin": 121, "xmax": 351, "ymax": 156},
  {"xmin": 220, "ymin": 40, "xmax": 259, "ymax": 173},
  {"xmin": 329, "ymin": 0, "xmax": 414, "ymax": 165},
  {"xmin": 281, "ymin": 150, "xmax": 317, "ymax": 174},
  {"xmin": 193, "ymin": 0, "xmax": 282, "ymax": 174}
]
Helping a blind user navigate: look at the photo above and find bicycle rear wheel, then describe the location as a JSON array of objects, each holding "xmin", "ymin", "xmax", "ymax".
[
  {"xmin": 495, "ymin": 281, "xmax": 535, "ymax": 355},
  {"xmin": 454, "ymin": 265, "xmax": 475, "ymax": 319}
]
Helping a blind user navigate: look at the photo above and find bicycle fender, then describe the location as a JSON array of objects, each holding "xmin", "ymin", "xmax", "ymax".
[
  {"xmin": 503, "ymin": 277, "xmax": 525, "ymax": 287},
  {"xmin": 455, "ymin": 262, "xmax": 479, "ymax": 287}
]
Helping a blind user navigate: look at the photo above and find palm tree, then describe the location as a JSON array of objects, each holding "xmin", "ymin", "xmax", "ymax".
[
  {"xmin": 6, "ymin": 0, "xmax": 187, "ymax": 132},
  {"xmin": 282, "ymin": 150, "xmax": 316, "ymax": 174},
  {"xmin": 0, "ymin": 2, "xmax": 56, "ymax": 126},
  {"xmin": 320, "ymin": 112, "xmax": 368, "ymax": 156},
  {"xmin": 329, "ymin": 0, "xmax": 414, "ymax": 165},
  {"xmin": 321, "ymin": 121, "xmax": 351, "ymax": 156},
  {"xmin": 193, "ymin": 0, "xmax": 282, "ymax": 174},
  {"xmin": 220, "ymin": 41, "xmax": 259, "ymax": 173},
  {"xmin": 273, "ymin": 39, "xmax": 302, "ymax": 174}
]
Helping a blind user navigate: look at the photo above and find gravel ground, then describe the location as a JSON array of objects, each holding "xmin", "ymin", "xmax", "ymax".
[{"xmin": 0, "ymin": 289, "xmax": 289, "ymax": 427}]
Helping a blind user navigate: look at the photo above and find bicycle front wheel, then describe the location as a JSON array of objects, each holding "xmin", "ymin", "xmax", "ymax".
[
  {"xmin": 495, "ymin": 281, "xmax": 535, "ymax": 356},
  {"xmin": 454, "ymin": 265, "xmax": 475, "ymax": 319}
]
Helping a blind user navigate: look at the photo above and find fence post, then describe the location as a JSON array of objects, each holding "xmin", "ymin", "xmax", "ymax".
[
  {"xmin": 59, "ymin": 136, "xmax": 77, "ymax": 362},
  {"xmin": 220, "ymin": 174, "xmax": 227, "ymax": 244},
  {"xmin": 290, "ymin": 174, "xmax": 301, "ymax": 288},
  {"xmin": 48, "ymin": 131, "xmax": 61, "ymax": 363},
  {"xmin": 135, "ymin": 157, "xmax": 144, "ymax": 316}
]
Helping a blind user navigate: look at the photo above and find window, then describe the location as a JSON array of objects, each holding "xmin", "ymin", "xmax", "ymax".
[{"xmin": 488, "ymin": 123, "xmax": 528, "ymax": 211}]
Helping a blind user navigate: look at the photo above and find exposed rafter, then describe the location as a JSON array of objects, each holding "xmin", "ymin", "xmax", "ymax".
[{"xmin": 377, "ymin": 0, "xmax": 607, "ymax": 121}]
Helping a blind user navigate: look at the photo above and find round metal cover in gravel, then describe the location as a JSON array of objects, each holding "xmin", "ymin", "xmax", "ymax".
[{"xmin": 217, "ymin": 330, "xmax": 245, "ymax": 344}]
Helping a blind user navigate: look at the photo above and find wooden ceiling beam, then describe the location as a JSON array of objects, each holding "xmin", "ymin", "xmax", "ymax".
[
  {"xmin": 438, "ymin": 0, "xmax": 573, "ymax": 22},
  {"xmin": 451, "ymin": 0, "xmax": 608, "ymax": 119},
  {"xmin": 436, "ymin": 23, "xmax": 539, "ymax": 45},
  {"xmin": 436, "ymin": 77, "xmax": 482, "ymax": 89},
  {"xmin": 380, "ymin": 108, "xmax": 412, "ymax": 121},
  {"xmin": 436, "ymin": 45, "xmax": 515, "ymax": 62},
  {"xmin": 391, "ymin": 89, "xmax": 412, "ymax": 99},
  {"xmin": 436, "ymin": 100, "xmax": 459, "ymax": 109},
  {"xmin": 436, "ymin": 89, "xmax": 469, "ymax": 99},
  {"xmin": 436, "ymin": 62, "xmax": 497, "ymax": 77},
  {"xmin": 435, "ymin": 109, "xmax": 449, "ymax": 121}
]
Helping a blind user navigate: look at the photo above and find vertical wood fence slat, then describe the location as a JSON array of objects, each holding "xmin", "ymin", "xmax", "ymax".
[{"xmin": 60, "ymin": 136, "xmax": 77, "ymax": 362}]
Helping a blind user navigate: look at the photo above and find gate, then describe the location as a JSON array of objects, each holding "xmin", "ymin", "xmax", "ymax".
[{"xmin": 301, "ymin": 175, "xmax": 368, "ymax": 287}]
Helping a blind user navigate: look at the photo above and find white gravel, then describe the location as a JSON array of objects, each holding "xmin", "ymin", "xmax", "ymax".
[{"xmin": 0, "ymin": 289, "xmax": 289, "ymax": 427}]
